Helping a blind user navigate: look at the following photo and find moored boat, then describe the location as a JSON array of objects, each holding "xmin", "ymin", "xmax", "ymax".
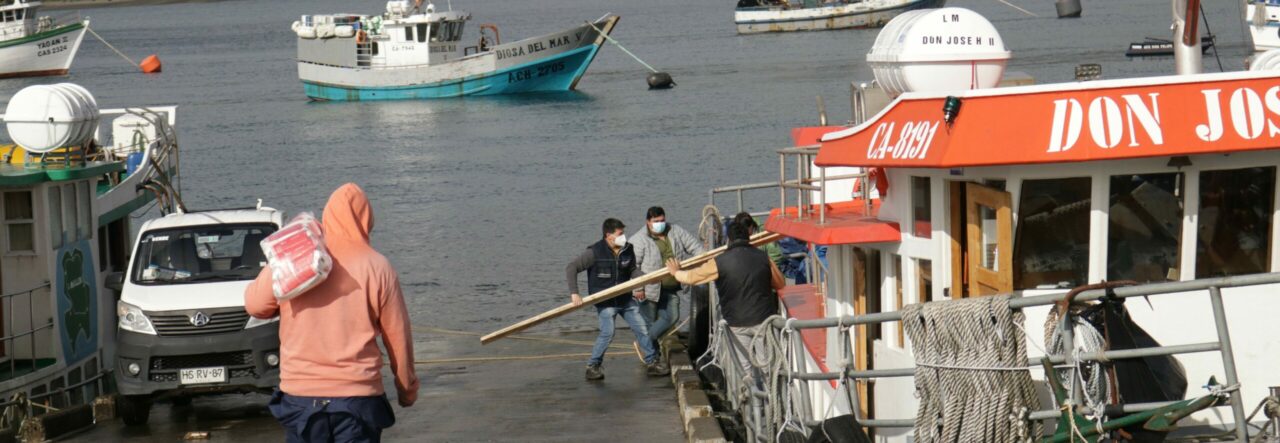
[
  {"xmin": 733, "ymin": 0, "xmax": 944, "ymax": 35},
  {"xmin": 293, "ymin": 1, "xmax": 619, "ymax": 101},
  {"xmin": 694, "ymin": 6, "xmax": 1280, "ymax": 442},
  {"xmin": 0, "ymin": 0, "xmax": 88, "ymax": 79},
  {"xmin": 0, "ymin": 84, "xmax": 180, "ymax": 437}
]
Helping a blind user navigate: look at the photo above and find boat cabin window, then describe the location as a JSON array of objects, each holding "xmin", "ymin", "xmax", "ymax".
[
  {"xmin": 916, "ymin": 258, "xmax": 933, "ymax": 301},
  {"xmin": 48, "ymin": 186, "xmax": 62, "ymax": 250},
  {"xmin": 1196, "ymin": 167, "xmax": 1275, "ymax": 277},
  {"xmin": 1013, "ymin": 177, "xmax": 1091, "ymax": 289},
  {"xmin": 130, "ymin": 223, "xmax": 278, "ymax": 285},
  {"xmin": 404, "ymin": 26, "xmax": 412, "ymax": 41},
  {"xmin": 416, "ymin": 23, "xmax": 428, "ymax": 43},
  {"xmin": 1108, "ymin": 173, "xmax": 1183, "ymax": 282},
  {"xmin": 3, "ymin": 191, "xmax": 34, "ymax": 253},
  {"xmin": 76, "ymin": 181, "xmax": 90, "ymax": 240},
  {"xmin": 433, "ymin": 20, "xmax": 464, "ymax": 42},
  {"xmin": 911, "ymin": 176, "xmax": 931, "ymax": 238}
]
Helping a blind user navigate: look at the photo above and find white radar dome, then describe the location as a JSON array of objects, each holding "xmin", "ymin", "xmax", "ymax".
[
  {"xmin": 4, "ymin": 83, "xmax": 101, "ymax": 154},
  {"xmin": 867, "ymin": 8, "xmax": 1011, "ymax": 98}
]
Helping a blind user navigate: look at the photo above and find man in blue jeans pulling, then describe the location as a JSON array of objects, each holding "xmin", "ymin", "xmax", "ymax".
[{"xmin": 566, "ymin": 218, "xmax": 671, "ymax": 380}]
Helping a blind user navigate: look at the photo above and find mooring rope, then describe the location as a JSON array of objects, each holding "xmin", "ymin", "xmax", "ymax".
[
  {"xmin": 902, "ymin": 295, "xmax": 1041, "ymax": 442},
  {"xmin": 1044, "ymin": 305, "xmax": 1113, "ymax": 428}
]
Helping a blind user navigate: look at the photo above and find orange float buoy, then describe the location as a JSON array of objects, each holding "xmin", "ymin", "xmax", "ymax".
[{"xmin": 139, "ymin": 55, "xmax": 162, "ymax": 74}]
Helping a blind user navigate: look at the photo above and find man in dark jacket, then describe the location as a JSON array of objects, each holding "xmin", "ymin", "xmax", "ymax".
[
  {"xmin": 567, "ymin": 218, "xmax": 670, "ymax": 380},
  {"xmin": 667, "ymin": 213, "xmax": 784, "ymax": 372}
]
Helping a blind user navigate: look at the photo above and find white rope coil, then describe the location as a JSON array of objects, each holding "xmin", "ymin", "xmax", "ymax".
[{"xmin": 902, "ymin": 295, "xmax": 1041, "ymax": 442}]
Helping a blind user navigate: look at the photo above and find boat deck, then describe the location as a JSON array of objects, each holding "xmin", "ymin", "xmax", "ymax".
[{"xmin": 65, "ymin": 329, "xmax": 686, "ymax": 442}]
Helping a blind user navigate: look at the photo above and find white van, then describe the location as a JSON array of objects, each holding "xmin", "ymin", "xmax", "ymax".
[{"xmin": 106, "ymin": 206, "xmax": 284, "ymax": 426}]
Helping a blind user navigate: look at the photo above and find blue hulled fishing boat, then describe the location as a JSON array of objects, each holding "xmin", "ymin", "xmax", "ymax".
[{"xmin": 292, "ymin": 1, "xmax": 619, "ymax": 101}]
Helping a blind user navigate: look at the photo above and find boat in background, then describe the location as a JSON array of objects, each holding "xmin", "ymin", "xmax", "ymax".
[
  {"xmin": 0, "ymin": 0, "xmax": 88, "ymax": 79},
  {"xmin": 293, "ymin": 1, "xmax": 619, "ymax": 101},
  {"xmin": 1126, "ymin": 35, "xmax": 1214, "ymax": 57},
  {"xmin": 733, "ymin": 0, "xmax": 943, "ymax": 34}
]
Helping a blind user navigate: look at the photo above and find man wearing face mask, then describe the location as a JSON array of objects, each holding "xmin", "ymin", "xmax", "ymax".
[
  {"xmin": 630, "ymin": 207, "xmax": 705, "ymax": 357},
  {"xmin": 566, "ymin": 218, "xmax": 669, "ymax": 381}
]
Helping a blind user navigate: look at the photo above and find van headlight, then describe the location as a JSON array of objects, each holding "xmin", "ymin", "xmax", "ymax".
[
  {"xmin": 117, "ymin": 301, "xmax": 156, "ymax": 335},
  {"xmin": 245, "ymin": 316, "xmax": 279, "ymax": 329}
]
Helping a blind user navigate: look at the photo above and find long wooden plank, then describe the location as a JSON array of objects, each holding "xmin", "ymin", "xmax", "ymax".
[{"xmin": 480, "ymin": 231, "xmax": 783, "ymax": 344}]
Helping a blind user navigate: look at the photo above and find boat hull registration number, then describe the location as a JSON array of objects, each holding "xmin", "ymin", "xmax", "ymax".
[{"xmin": 179, "ymin": 366, "xmax": 227, "ymax": 384}]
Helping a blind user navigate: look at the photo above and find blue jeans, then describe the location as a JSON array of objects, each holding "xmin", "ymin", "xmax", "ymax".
[
  {"xmin": 641, "ymin": 287, "xmax": 680, "ymax": 346},
  {"xmin": 267, "ymin": 390, "xmax": 395, "ymax": 443},
  {"xmin": 590, "ymin": 297, "xmax": 657, "ymax": 366}
]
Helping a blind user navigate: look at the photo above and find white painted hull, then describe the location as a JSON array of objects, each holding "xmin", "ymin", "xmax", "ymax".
[
  {"xmin": 0, "ymin": 21, "xmax": 87, "ymax": 79},
  {"xmin": 733, "ymin": 0, "xmax": 944, "ymax": 34}
]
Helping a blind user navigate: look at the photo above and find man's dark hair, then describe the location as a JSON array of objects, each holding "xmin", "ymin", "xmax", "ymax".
[
  {"xmin": 732, "ymin": 212, "xmax": 758, "ymax": 231},
  {"xmin": 646, "ymin": 206, "xmax": 666, "ymax": 220},
  {"xmin": 602, "ymin": 218, "xmax": 626, "ymax": 237},
  {"xmin": 727, "ymin": 220, "xmax": 752, "ymax": 242}
]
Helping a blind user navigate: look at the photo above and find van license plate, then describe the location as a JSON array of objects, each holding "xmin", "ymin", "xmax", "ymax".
[{"xmin": 179, "ymin": 367, "xmax": 227, "ymax": 384}]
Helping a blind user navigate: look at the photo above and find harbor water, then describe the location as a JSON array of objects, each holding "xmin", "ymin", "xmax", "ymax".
[{"xmin": 0, "ymin": 0, "xmax": 1255, "ymax": 335}]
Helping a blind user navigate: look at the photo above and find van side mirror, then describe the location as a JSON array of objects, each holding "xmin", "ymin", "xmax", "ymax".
[{"xmin": 106, "ymin": 272, "xmax": 124, "ymax": 292}]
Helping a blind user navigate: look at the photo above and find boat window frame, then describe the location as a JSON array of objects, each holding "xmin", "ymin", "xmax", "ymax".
[
  {"xmin": 48, "ymin": 185, "xmax": 62, "ymax": 250},
  {"xmin": 2, "ymin": 190, "xmax": 35, "ymax": 254},
  {"xmin": 1012, "ymin": 176, "xmax": 1093, "ymax": 290},
  {"xmin": 416, "ymin": 23, "xmax": 428, "ymax": 43},
  {"xmin": 1106, "ymin": 172, "xmax": 1185, "ymax": 283},
  {"xmin": 1194, "ymin": 166, "xmax": 1276, "ymax": 278}
]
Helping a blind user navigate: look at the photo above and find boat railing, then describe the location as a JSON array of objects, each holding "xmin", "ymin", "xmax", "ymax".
[
  {"xmin": 708, "ymin": 144, "xmax": 873, "ymax": 223},
  {"xmin": 356, "ymin": 42, "xmax": 384, "ymax": 67},
  {"xmin": 0, "ymin": 283, "xmax": 54, "ymax": 384},
  {"xmin": 701, "ymin": 272, "xmax": 1279, "ymax": 442},
  {"xmin": 34, "ymin": 11, "xmax": 80, "ymax": 33}
]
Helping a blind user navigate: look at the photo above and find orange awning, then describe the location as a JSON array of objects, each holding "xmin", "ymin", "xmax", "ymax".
[
  {"xmin": 811, "ymin": 71, "xmax": 1280, "ymax": 169},
  {"xmin": 765, "ymin": 200, "xmax": 900, "ymax": 246}
]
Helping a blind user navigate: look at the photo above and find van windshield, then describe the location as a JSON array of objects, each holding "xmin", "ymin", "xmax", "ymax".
[{"xmin": 131, "ymin": 224, "xmax": 277, "ymax": 285}]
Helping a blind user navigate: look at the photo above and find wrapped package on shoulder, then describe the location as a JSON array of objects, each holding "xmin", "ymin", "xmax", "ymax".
[{"xmin": 260, "ymin": 212, "xmax": 333, "ymax": 301}]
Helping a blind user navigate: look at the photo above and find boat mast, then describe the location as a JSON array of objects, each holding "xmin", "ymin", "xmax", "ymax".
[{"xmin": 1173, "ymin": 0, "xmax": 1202, "ymax": 74}]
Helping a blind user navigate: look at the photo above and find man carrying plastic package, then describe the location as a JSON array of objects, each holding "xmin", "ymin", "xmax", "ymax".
[{"xmin": 245, "ymin": 183, "xmax": 419, "ymax": 442}]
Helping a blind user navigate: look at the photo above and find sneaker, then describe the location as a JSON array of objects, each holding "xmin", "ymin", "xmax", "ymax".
[
  {"xmin": 585, "ymin": 364, "xmax": 604, "ymax": 381},
  {"xmin": 646, "ymin": 361, "xmax": 670, "ymax": 377}
]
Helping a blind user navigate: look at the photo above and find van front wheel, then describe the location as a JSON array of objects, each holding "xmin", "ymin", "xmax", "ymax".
[{"xmin": 118, "ymin": 395, "xmax": 152, "ymax": 426}]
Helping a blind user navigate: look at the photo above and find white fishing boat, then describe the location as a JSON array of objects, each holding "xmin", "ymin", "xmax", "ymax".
[
  {"xmin": 733, "ymin": 0, "xmax": 944, "ymax": 34},
  {"xmin": 694, "ymin": 5, "xmax": 1280, "ymax": 442},
  {"xmin": 1248, "ymin": 0, "xmax": 1280, "ymax": 52},
  {"xmin": 0, "ymin": 0, "xmax": 87, "ymax": 79},
  {"xmin": 0, "ymin": 84, "xmax": 180, "ymax": 439},
  {"xmin": 293, "ymin": 0, "xmax": 619, "ymax": 101}
]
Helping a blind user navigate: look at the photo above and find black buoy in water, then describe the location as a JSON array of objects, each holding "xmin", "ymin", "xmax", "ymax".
[{"xmin": 647, "ymin": 72, "xmax": 676, "ymax": 89}]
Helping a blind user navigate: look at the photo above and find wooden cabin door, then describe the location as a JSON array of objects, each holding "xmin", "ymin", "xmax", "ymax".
[{"xmin": 964, "ymin": 182, "xmax": 1013, "ymax": 296}]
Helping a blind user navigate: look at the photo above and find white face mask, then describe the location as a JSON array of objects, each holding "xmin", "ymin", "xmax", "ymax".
[
  {"xmin": 650, "ymin": 221, "xmax": 667, "ymax": 234},
  {"xmin": 612, "ymin": 233, "xmax": 627, "ymax": 247}
]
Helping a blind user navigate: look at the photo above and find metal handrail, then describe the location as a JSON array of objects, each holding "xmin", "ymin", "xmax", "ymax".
[
  {"xmin": 705, "ymin": 272, "xmax": 1280, "ymax": 440},
  {"xmin": 0, "ymin": 283, "xmax": 49, "ymax": 299}
]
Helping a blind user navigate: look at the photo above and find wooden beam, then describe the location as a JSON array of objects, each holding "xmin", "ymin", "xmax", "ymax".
[{"xmin": 480, "ymin": 231, "xmax": 783, "ymax": 344}]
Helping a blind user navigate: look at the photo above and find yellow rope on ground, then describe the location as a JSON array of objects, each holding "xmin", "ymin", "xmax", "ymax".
[
  {"xmin": 413, "ymin": 326, "xmax": 629, "ymax": 350},
  {"xmin": 412, "ymin": 351, "xmax": 630, "ymax": 365}
]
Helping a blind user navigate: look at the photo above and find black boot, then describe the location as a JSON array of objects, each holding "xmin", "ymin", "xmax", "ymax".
[{"xmin": 585, "ymin": 364, "xmax": 604, "ymax": 381}]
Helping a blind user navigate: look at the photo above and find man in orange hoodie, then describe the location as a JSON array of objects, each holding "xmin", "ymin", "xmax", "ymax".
[{"xmin": 245, "ymin": 183, "xmax": 419, "ymax": 442}]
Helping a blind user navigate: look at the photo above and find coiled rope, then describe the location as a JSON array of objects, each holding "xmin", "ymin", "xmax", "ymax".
[{"xmin": 902, "ymin": 295, "xmax": 1041, "ymax": 442}]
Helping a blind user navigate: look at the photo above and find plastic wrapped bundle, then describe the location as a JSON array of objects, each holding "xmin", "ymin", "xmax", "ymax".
[{"xmin": 260, "ymin": 212, "xmax": 332, "ymax": 301}]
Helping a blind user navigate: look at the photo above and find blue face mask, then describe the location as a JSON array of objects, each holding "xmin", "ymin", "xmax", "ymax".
[{"xmin": 650, "ymin": 221, "xmax": 667, "ymax": 234}]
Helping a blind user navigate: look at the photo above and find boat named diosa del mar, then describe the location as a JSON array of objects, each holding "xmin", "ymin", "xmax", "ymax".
[
  {"xmin": 734, "ymin": 0, "xmax": 944, "ymax": 34},
  {"xmin": 0, "ymin": 0, "xmax": 88, "ymax": 79},
  {"xmin": 292, "ymin": 0, "xmax": 619, "ymax": 101}
]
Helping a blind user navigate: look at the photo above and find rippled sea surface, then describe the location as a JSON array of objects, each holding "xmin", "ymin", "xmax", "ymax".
[{"xmin": 0, "ymin": 0, "xmax": 1254, "ymax": 331}]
